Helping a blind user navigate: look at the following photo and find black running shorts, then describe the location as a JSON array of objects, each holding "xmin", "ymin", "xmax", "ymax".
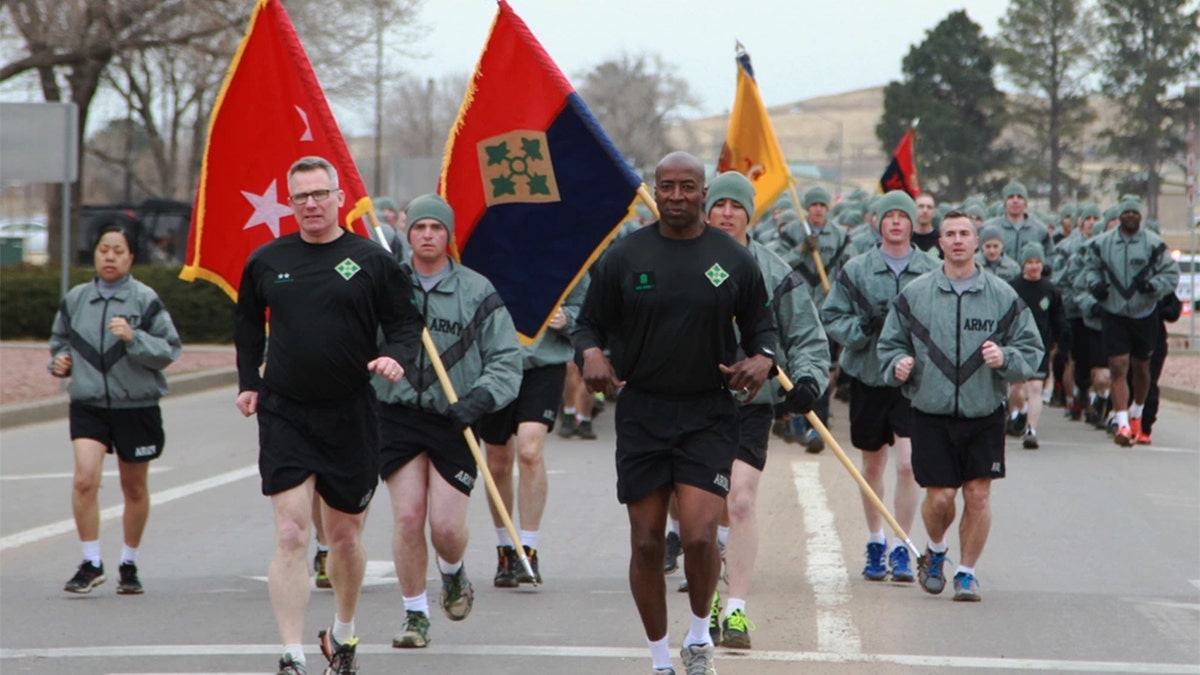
[
  {"xmin": 256, "ymin": 387, "xmax": 380, "ymax": 515},
  {"xmin": 734, "ymin": 403, "xmax": 773, "ymax": 471},
  {"xmin": 480, "ymin": 363, "xmax": 566, "ymax": 444},
  {"xmin": 1100, "ymin": 310, "xmax": 1160, "ymax": 361},
  {"xmin": 614, "ymin": 387, "xmax": 737, "ymax": 504},
  {"xmin": 911, "ymin": 407, "xmax": 1006, "ymax": 488},
  {"xmin": 378, "ymin": 403, "xmax": 477, "ymax": 496},
  {"xmin": 848, "ymin": 376, "xmax": 912, "ymax": 451},
  {"xmin": 69, "ymin": 402, "xmax": 164, "ymax": 463}
]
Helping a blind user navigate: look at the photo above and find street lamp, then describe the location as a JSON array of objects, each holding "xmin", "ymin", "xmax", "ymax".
[{"xmin": 790, "ymin": 104, "xmax": 844, "ymax": 197}]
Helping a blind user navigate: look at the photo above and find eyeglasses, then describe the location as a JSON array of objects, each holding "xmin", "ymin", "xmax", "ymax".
[{"xmin": 288, "ymin": 189, "xmax": 334, "ymax": 205}]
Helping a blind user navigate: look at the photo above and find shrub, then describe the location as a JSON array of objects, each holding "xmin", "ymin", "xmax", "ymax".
[{"xmin": 0, "ymin": 265, "xmax": 235, "ymax": 343}]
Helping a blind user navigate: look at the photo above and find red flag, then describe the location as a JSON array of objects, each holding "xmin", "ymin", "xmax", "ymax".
[
  {"xmin": 439, "ymin": 0, "xmax": 640, "ymax": 343},
  {"xmin": 878, "ymin": 127, "xmax": 920, "ymax": 197},
  {"xmin": 180, "ymin": 0, "xmax": 373, "ymax": 301}
]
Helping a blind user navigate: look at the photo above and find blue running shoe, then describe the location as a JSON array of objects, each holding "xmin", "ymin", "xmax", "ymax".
[
  {"xmin": 888, "ymin": 546, "xmax": 914, "ymax": 582},
  {"xmin": 918, "ymin": 548, "xmax": 948, "ymax": 594},
  {"xmin": 953, "ymin": 572, "xmax": 981, "ymax": 601},
  {"xmin": 862, "ymin": 542, "xmax": 887, "ymax": 581}
]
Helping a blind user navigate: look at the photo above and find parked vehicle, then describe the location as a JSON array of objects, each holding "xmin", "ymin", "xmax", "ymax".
[
  {"xmin": 76, "ymin": 200, "xmax": 192, "ymax": 266},
  {"xmin": 1171, "ymin": 250, "xmax": 1199, "ymax": 311}
]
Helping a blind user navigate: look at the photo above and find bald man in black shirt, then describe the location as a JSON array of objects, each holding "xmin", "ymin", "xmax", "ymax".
[{"xmin": 573, "ymin": 152, "xmax": 778, "ymax": 675}]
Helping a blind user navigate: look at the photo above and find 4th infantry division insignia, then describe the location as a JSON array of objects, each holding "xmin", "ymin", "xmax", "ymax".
[
  {"xmin": 335, "ymin": 258, "xmax": 361, "ymax": 280},
  {"xmin": 477, "ymin": 130, "xmax": 561, "ymax": 206},
  {"xmin": 705, "ymin": 263, "xmax": 729, "ymax": 287}
]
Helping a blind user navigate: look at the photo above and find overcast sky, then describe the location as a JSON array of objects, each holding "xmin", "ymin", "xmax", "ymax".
[{"xmin": 408, "ymin": 0, "xmax": 1013, "ymax": 117}]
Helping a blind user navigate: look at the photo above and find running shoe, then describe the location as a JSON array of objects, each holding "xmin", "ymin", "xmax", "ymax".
[
  {"xmin": 1006, "ymin": 412, "xmax": 1027, "ymax": 437},
  {"xmin": 653, "ymin": 669, "xmax": 677, "ymax": 675},
  {"xmin": 771, "ymin": 416, "xmax": 789, "ymax": 442},
  {"xmin": 917, "ymin": 548, "xmax": 948, "ymax": 595},
  {"xmin": 493, "ymin": 546, "xmax": 518, "ymax": 588},
  {"xmin": 1135, "ymin": 431, "xmax": 1152, "ymax": 445},
  {"xmin": 439, "ymin": 566, "xmax": 474, "ymax": 621},
  {"xmin": 1106, "ymin": 417, "xmax": 1118, "ymax": 436},
  {"xmin": 1114, "ymin": 425, "xmax": 1134, "ymax": 447},
  {"xmin": 888, "ymin": 546, "xmax": 914, "ymax": 582},
  {"xmin": 862, "ymin": 542, "xmax": 887, "ymax": 581},
  {"xmin": 1130, "ymin": 417, "xmax": 1143, "ymax": 441},
  {"xmin": 313, "ymin": 550, "xmax": 331, "ymax": 589},
  {"xmin": 953, "ymin": 571, "xmax": 982, "ymax": 602},
  {"xmin": 556, "ymin": 413, "xmax": 576, "ymax": 438},
  {"xmin": 1023, "ymin": 429, "xmax": 1039, "ymax": 450},
  {"xmin": 317, "ymin": 629, "xmax": 358, "ymax": 674},
  {"xmin": 515, "ymin": 545, "xmax": 542, "ymax": 584},
  {"xmin": 708, "ymin": 591, "xmax": 721, "ymax": 645},
  {"xmin": 276, "ymin": 654, "xmax": 307, "ymax": 675},
  {"xmin": 664, "ymin": 531, "xmax": 683, "ymax": 574},
  {"xmin": 802, "ymin": 428, "xmax": 825, "ymax": 454},
  {"xmin": 576, "ymin": 419, "xmax": 597, "ymax": 440},
  {"xmin": 392, "ymin": 610, "xmax": 431, "ymax": 648},
  {"xmin": 720, "ymin": 608, "xmax": 756, "ymax": 649},
  {"xmin": 679, "ymin": 642, "xmax": 717, "ymax": 675},
  {"xmin": 64, "ymin": 560, "xmax": 106, "ymax": 594},
  {"xmin": 117, "ymin": 562, "xmax": 144, "ymax": 595}
]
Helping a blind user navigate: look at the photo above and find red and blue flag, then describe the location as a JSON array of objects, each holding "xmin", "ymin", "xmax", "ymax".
[{"xmin": 440, "ymin": 0, "xmax": 641, "ymax": 343}]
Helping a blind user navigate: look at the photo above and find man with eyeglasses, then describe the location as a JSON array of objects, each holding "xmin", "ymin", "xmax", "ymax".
[{"xmin": 235, "ymin": 155, "xmax": 424, "ymax": 675}]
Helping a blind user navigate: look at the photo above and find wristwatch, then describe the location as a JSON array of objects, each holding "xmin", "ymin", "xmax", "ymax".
[{"xmin": 759, "ymin": 347, "xmax": 776, "ymax": 360}]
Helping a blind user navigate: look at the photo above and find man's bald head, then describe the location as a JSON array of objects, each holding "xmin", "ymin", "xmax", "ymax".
[{"xmin": 655, "ymin": 151, "xmax": 705, "ymax": 182}]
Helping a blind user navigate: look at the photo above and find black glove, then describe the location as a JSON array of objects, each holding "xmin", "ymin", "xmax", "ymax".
[
  {"xmin": 447, "ymin": 387, "xmax": 494, "ymax": 432},
  {"xmin": 1088, "ymin": 302, "xmax": 1103, "ymax": 318},
  {"xmin": 800, "ymin": 233, "xmax": 819, "ymax": 254},
  {"xmin": 1136, "ymin": 278, "xmax": 1155, "ymax": 294},
  {"xmin": 1089, "ymin": 282, "xmax": 1109, "ymax": 301},
  {"xmin": 778, "ymin": 377, "xmax": 821, "ymax": 415},
  {"xmin": 863, "ymin": 313, "xmax": 887, "ymax": 336}
]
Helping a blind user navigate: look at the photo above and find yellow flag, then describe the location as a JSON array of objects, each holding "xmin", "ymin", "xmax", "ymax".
[{"xmin": 717, "ymin": 43, "xmax": 790, "ymax": 217}]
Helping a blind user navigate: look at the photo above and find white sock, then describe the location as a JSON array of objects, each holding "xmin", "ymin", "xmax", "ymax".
[
  {"xmin": 120, "ymin": 544, "xmax": 138, "ymax": 565},
  {"xmin": 519, "ymin": 529, "xmax": 539, "ymax": 550},
  {"xmin": 927, "ymin": 540, "xmax": 948, "ymax": 554},
  {"xmin": 668, "ymin": 518, "xmax": 680, "ymax": 536},
  {"xmin": 402, "ymin": 592, "xmax": 429, "ymax": 615},
  {"xmin": 955, "ymin": 565, "xmax": 975, "ymax": 576},
  {"xmin": 316, "ymin": 543, "xmax": 329, "ymax": 553},
  {"xmin": 1010, "ymin": 409, "xmax": 1020, "ymax": 419},
  {"xmin": 1115, "ymin": 410, "xmax": 1129, "ymax": 427},
  {"xmin": 1130, "ymin": 402, "xmax": 1144, "ymax": 418},
  {"xmin": 1088, "ymin": 391, "xmax": 1097, "ymax": 404},
  {"xmin": 725, "ymin": 597, "xmax": 746, "ymax": 616},
  {"xmin": 716, "ymin": 525, "xmax": 730, "ymax": 547},
  {"xmin": 283, "ymin": 644, "xmax": 305, "ymax": 665},
  {"xmin": 1020, "ymin": 404, "xmax": 1028, "ymax": 413},
  {"xmin": 647, "ymin": 634, "xmax": 672, "ymax": 669},
  {"xmin": 685, "ymin": 612, "xmax": 712, "ymax": 646},
  {"xmin": 436, "ymin": 556, "xmax": 462, "ymax": 575},
  {"xmin": 563, "ymin": 406, "xmax": 576, "ymax": 417},
  {"xmin": 332, "ymin": 616, "xmax": 355, "ymax": 644},
  {"xmin": 81, "ymin": 540, "xmax": 102, "ymax": 567},
  {"xmin": 496, "ymin": 528, "xmax": 513, "ymax": 548},
  {"xmin": 867, "ymin": 531, "xmax": 886, "ymax": 545}
]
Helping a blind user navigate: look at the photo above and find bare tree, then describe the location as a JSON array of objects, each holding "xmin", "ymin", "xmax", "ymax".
[
  {"xmin": 576, "ymin": 52, "xmax": 700, "ymax": 170},
  {"xmin": 384, "ymin": 73, "xmax": 469, "ymax": 158}
]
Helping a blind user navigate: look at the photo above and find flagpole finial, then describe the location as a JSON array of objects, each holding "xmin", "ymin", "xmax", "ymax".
[{"xmin": 912, "ymin": 117, "xmax": 920, "ymax": 129}]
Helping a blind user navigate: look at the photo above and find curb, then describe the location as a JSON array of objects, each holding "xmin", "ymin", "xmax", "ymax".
[
  {"xmin": 1160, "ymin": 385, "xmax": 1200, "ymax": 408},
  {"xmin": 0, "ymin": 367, "xmax": 239, "ymax": 430}
]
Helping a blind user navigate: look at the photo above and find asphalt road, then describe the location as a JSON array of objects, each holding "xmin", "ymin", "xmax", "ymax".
[{"xmin": 1, "ymin": 385, "xmax": 1197, "ymax": 675}]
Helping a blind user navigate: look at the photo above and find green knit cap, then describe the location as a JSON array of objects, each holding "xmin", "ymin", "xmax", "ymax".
[
  {"xmin": 874, "ymin": 190, "xmax": 917, "ymax": 225},
  {"xmin": 375, "ymin": 197, "xmax": 398, "ymax": 212},
  {"xmin": 838, "ymin": 210, "xmax": 864, "ymax": 227},
  {"xmin": 774, "ymin": 196, "xmax": 794, "ymax": 211},
  {"xmin": 1003, "ymin": 181, "xmax": 1029, "ymax": 200},
  {"xmin": 1078, "ymin": 202, "xmax": 1100, "ymax": 221},
  {"xmin": 802, "ymin": 186, "xmax": 832, "ymax": 209},
  {"xmin": 705, "ymin": 172, "xmax": 756, "ymax": 221},
  {"xmin": 1117, "ymin": 198, "xmax": 1142, "ymax": 216},
  {"xmin": 777, "ymin": 208, "xmax": 800, "ymax": 226},
  {"xmin": 1059, "ymin": 203, "xmax": 1075, "ymax": 220},
  {"xmin": 964, "ymin": 203, "xmax": 986, "ymax": 220},
  {"xmin": 405, "ymin": 193, "xmax": 455, "ymax": 238},
  {"xmin": 1103, "ymin": 206, "xmax": 1120, "ymax": 223},
  {"xmin": 1020, "ymin": 243, "xmax": 1045, "ymax": 265},
  {"xmin": 980, "ymin": 225, "xmax": 1002, "ymax": 243}
]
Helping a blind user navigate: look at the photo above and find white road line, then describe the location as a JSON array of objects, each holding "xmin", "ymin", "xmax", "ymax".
[
  {"xmin": 0, "ymin": 464, "xmax": 258, "ymax": 552},
  {"xmin": 791, "ymin": 460, "xmax": 861, "ymax": 656},
  {"xmin": 1, "ymin": 467, "xmax": 170, "ymax": 481},
  {"xmin": 1, "ymin": 644, "xmax": 1193, "ymax": 673}
]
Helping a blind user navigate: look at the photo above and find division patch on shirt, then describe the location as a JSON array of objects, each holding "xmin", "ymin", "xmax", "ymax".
[
  {"xmin": 1039, "ymin": 295, "xmax": 1051, "ymax": 311},
  {"xmin": 634, "ymin": 271, "xmax": 655, "ymax": 291},
  {"xmin": 335, "ymin": 258, "xmax": 361, "ymax": 280},
  {"xmin": 705, "ymin": 263, "xmax": 729, "ymax": 287}
]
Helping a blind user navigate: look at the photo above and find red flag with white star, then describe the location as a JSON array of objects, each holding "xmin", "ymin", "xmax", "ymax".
[{"xmin": 180, "ymin": 0, "xmax": 372, "ymax": 301}]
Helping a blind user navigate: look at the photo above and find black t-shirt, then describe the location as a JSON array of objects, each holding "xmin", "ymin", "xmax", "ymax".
[
  {"xmin": 1009, "ymin": 276, "xmax": 1066, "ymax": 350},
  {"xmin": 912, "ymin": 229, "xmax": 942, "ymax": 256},
  {"xmin": 235, "ymin": 232, "xmax": 422, "ymax": 404},
  {"xmin": 573, "ymin": 223, "xmax": 778, "ymax": 396}
]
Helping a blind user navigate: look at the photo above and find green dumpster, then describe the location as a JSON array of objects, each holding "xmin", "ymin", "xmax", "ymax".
[{"xmin": 0, "ymin": 237, "xmax": 23, "ymax": 267}]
